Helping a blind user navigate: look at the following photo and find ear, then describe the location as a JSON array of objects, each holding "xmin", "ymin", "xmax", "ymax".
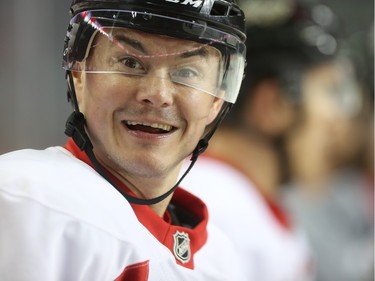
[
  {"xmin": 207, "ymin": 97, "xmax": 225, "ymax": 125},
  {"xmin": 71, "ymin": 70, "xmax": 85, "ymax": 104}
]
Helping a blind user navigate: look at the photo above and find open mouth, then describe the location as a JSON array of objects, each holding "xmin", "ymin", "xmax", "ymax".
[{"xmin": 124, "ymin": 121, "xmax": 175, "ymax": 134}]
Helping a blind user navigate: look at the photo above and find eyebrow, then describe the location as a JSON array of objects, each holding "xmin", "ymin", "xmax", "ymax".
[
  {"xmin": 114, "ymin": 34, "xmax": 147, "ymax": 54},
  {"xmin": 179, "ymin": 46, "xmax": 209, "ymax": 59},
  {"xmin": 113, "ymin": 33, "xmax": 210, "ymax": 59}
]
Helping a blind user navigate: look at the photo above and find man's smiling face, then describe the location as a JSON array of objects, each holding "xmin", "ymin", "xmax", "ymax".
[{"xmin": 73, "ymin": 27, "xmax": 224, "ymax": 184}]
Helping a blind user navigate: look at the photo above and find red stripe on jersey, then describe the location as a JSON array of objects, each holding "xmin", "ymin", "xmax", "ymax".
[
  {"xmin": 131, "ymin": 188, "xmax": 208, "ymax": 269},
  {"xmin": 115, "ymin": 260, "xmax": 149, "ymax": 281},
  {"xmin": 64, "ymin": 138, "xmax": 209, "ymax": 269}
]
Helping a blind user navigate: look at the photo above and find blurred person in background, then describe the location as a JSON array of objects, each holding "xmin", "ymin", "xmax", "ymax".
[
  {"xmin": 281, "ymin": 21, "xmax": 374, "ymax": 281},
  {"xmin": 181, "ymin": 0, "xmax": 343, "ymax": 280}
]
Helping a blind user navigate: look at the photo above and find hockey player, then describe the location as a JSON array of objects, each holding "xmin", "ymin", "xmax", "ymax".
[{"xmin": 0, "ymin": 0, "xmax": 247, "ymax": 280}]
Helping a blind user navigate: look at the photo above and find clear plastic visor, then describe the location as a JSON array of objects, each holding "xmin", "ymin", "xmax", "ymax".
[{"xmin": 63, "ymin": 10, "xmax": 246, "ymax": 103}]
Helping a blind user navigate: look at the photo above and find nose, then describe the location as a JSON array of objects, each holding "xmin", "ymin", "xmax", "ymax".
[{"xmin": 136, "ymin": 72, "xmax": 175, "ymax": 108}]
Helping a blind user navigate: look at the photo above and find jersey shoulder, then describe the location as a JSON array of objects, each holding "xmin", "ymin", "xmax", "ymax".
[{"xmin": 0, "ymin": 147, "xmax": 138, "ymax": 238}]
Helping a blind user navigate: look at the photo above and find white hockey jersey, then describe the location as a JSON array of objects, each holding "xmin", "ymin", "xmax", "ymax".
[
  {"xmin": 181, "ymin": 154, "xmax": 315, "ymax": 281},
  {"xmin": 0, "ymin": 140, "xmax": 246, "ymax": 281}
]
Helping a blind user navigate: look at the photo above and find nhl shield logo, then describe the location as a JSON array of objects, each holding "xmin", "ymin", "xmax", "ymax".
[{"xmin": 173, "ymin": 231, "xmax": 191, "ymax": 264}]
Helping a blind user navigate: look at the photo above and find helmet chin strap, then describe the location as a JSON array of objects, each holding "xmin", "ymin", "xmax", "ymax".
[{"xmin": 64, "ymin": 71, "xmax": 231, "ymax": 205}]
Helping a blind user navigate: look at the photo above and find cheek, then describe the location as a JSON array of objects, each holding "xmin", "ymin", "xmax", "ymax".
[
  {"xmin": 81, "ymin": 75, "xmax": 126, "ymax": 113},
  {"xmin": 181, "ymin": 92, "xmax": 220, "ymax": 127}
]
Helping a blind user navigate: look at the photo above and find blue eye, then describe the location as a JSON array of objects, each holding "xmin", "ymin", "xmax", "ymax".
[{"xmin": 172, "ymin": 68, "xmax": 198, "ymax": 79}]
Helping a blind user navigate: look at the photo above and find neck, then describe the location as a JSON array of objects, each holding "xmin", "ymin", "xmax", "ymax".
[
  {"xmin": 64, "ymin": 137, "xmax": 185, "ymax": 217},
  {"xmin": 96, "ymin": 154, "xmax": 184, "ymax": 217}
]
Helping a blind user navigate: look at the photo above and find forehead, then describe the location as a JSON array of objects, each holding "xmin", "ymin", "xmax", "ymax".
[{"xmin": 90, "ymin": 27, "xmax": 221, "ymax": 59}]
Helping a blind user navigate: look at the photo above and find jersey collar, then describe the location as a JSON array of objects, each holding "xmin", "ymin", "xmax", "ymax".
[{"xmin": 64, "ymin": 138, "xmax": 208, "ymax": 269}]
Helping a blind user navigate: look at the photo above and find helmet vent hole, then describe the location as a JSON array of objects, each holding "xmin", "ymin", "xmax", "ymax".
[
  {"xmin": 210, "ymin": 2, "xmax": 229, "ymax": 16},
  {"xmin": 229, "ymin": 7, "xmax": 241, "ymax": 16}
]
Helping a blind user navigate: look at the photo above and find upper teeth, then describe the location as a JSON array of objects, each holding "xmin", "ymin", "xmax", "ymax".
[{"xmin": 126, "ymin": 121, "xmax": 172, "ymax": 132}]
